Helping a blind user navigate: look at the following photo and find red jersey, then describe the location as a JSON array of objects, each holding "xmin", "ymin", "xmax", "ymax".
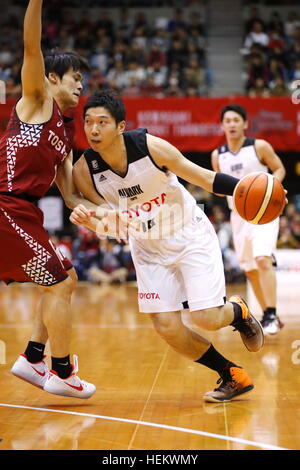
[
  {"xmin": 0, "ymin": 100, "xmax": 74, "ymax": 285},
  {"xmin": 0, "ymin": 99, "xmax": 75, "ymax": 197}
]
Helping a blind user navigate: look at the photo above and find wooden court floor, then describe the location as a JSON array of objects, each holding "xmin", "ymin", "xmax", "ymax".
[{"xmin": 0, "ymin": 281, "xmax": 299, "ymax": 451}]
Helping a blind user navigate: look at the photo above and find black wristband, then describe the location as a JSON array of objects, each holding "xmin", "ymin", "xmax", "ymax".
[{"xmin": 212, "ymin": 173, "xmax": 240, "ymax": 196}]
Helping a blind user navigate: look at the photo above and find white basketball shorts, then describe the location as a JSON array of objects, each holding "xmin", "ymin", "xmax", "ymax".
[
  {"xmin": 129, "ymin": 207, "xmax": 226, "ymax": 313},
  {"xmin": 231, "ymin": 210, "xmax": 279, "ymax": 272}
]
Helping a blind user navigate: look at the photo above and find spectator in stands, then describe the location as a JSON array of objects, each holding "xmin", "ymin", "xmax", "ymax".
[
  {"xmin": 248, "ymin": 77, "xmax": 270, "ymax": 97},
  {"xmin": 291, "ymin": 213, "xmax": 300, "ymax": 245},
  {"xmin": 95, "ymin": 11, "xmax": 114, "ymax": 39},
  {"xmin": 244, "ymin": 22, "xmax": 269, "ymax": 53},
  {"xmin": 245, "ymin": 6, "xmax": 265, "ymax": 36},
  {"xmin": 268, "ymin": 29, "xmax": 285, "ymax": 52},
  {"xmin": 168, "ymin": 8, "xmax": 186, "ymax": 33},
  {"xmin": 187, "ymin": 11, "xmax": 205, "ymax": 36},
  {"xmin": 147, "ymin": 44, "xmax": 166, "ymax": 67},
  {"xmin": 289, "ymin": 59, "xmax": 300, "ymax": 83},
  {"xmin": 124, "ymin": 60, "xmax": 147, "ymax": 87},
  {"xmin": 246, "ymin": 52, "xmax": 269, "ymax": 90},
  {"xmin": 167, "ymin": 38, "xmax": 187, "ymax": 68},
  {"xmin": 106, "ymin": 60, "xmax": 128, "ymax": 93},
  {"xmin": 268, "ymin": 57, "xmax": 289, "ymax": 86},
  {"xmin": 284, "ymin": 11, "xmax": 300, "ymax": 42},
  {"xmin": 267, "ymin": 11, "xmax": 284, "ymax": 37},
  {"xmin": 149, "ymin": 28, "xmax": 169, "ymax": 53},
  {"xmin": 87, "ymin": 66, "xmax": 107, "ymax": 95},
  {"xmin": 141, "ymin": 75, "xmax": 164, "ymax": 98},
  {"xmin": 122, "ymin": 76, "xmax": 142, "ymax": 97},
  {"xmin": 146, "ymin": 60, "xmax": 167, "ymax": 88},
  {"xmin": 270, "ymin": 76, "xmax": 290, "ymax": 97},
  {"xmin": 277, "ymin": 216, "xmax": 299, "ymax": 249},
  {"xmin": 0, "ymin": 2, "xmax": 210, "ymax": 99},
  {"xmin": 88, "ymin": 239, "xmax": 129, "ymax": 284},
  {"xmin": 165, "ymin": 60, "xmax": 185, "ymax": 92},
  {"xmin": 5, "ymin": 76, "xmax": 22, "ymax": 98},
  {"xmin": 72, "ymin": 227, "xmax": 100, "ymax": 281},
  {"xmin": 183, "ymin": 58, "xmax": 206, "ymax": 95}
]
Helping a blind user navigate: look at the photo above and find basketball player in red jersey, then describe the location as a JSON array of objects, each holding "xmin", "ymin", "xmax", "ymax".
[
  {"xmin": 0, "ymin": 0, "xmax": 97, "ymax": 398},
  {"xmin": 211, "ymin": 105, "xmax": 286, "ymax": 336}
]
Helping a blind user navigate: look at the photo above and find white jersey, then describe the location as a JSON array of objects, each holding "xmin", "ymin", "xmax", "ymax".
[
  {"xmin": 217, "ymin": 137, "xmax": 279, "ymax": 271},
  {"xmin": 84, "ymin": 128, "xmax": 226, "ymax": 313},
  {"xmin": 84, "ymin": 128, "xmax": 197, "ymax": 240},
  {"xmin": 217, "ymin": 137, "xmax": 268, "ymax": 210}
]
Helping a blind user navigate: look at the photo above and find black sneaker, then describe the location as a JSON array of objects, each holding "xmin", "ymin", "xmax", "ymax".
[
  {"xmin": 230, "ymin": 295, "xmax": 264, "ymax": 352},
  {"xmin": 203, "ymin": 367, "xmax": 254, "ymax": 403}
]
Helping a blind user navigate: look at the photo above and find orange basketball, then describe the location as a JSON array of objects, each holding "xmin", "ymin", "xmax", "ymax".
[{"xmin": 233, "ymin": 172, "xmax": 285, "ymax": 224}]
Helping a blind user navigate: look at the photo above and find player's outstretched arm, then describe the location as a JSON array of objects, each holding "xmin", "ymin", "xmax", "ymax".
[
  {"xmin": 211, "ymin": 148, "xmax": 225, "ymax": 197},
  {"xmin": 56, "ymin": 152, "xmax": 104, "ymax": 212},
  {"xmin": 147, "ymin": 134, "xmax": 239, "ymax": 195},
  {"xmin": 255, "ymin": 139, "xmax": 286, "ymax": 182},
  {"xmin": 20, "ymin": 0, "xmax": 48, "ymax": 103}
]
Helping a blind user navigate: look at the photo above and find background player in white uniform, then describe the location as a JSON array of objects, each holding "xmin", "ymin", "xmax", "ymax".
[
  {"xmin": 211, "ymin": 104, "xmax": 286, "ymax": 335},
  {"xmin": 70, "ymin": 91, "xmax": 265, "ymax": 403}
]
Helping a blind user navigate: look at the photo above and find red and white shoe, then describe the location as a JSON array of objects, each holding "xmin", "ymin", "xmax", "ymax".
[
  {"xmin": 11, "ymin": 354, "xmax": 49, "ymax": 389},
  {"xmin": 43, "ymin": 355, "xmax": 96, "ymax": 399}
]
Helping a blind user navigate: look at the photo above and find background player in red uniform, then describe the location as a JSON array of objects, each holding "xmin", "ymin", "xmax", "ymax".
[{"xmin": 0, "ymin": 0, "xmax": 97, "ymax": 398}]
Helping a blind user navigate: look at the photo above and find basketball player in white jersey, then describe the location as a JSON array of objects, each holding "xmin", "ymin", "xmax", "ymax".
[
  {"xmin": 69, "ymin": 91, "xmax": 265, "ymax": 403},
  {"xmin": 211, "ymin": 104, "xmax": 286, "ymax": 335}
]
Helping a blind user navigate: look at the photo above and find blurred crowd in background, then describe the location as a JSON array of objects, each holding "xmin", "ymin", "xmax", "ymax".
[
  {"xmin": 1, "ymin": 0, "xmax": 300, "ymax": 285},
  {"xmin": 242, "ymin": 6, "xmax": 300, "ymax": 96},
  {"xmin": 1, "ymin": 1, "xmax": 300, "ymax": 98},
  {"xmin": 1, "ymin": 1, "xmax": 210, "ymax": 98}
]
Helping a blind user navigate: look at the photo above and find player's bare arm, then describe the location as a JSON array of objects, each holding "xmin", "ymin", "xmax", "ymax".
[
  {"xmin": 70, "ymin": 156, "xmax": 110, "ymax": 231},
  {"xmin": 16, "ymin": 0, "xmax": 52, "ymax": 124},
  {"xmin": 55, "ymin": 151, "xmax": 103, "ymax": 215},
  {"xmin": 147, "ymin": 134, "xmax": 237, "ymax": 194},
  {"xmin": 71, "ymin": 156, "xmax": 130, "ymax": 241},
  {"xmin": 211, "ymin": 148, "xmax": 225, "ymax": 197},
  {"xmin": 255, "ymin": 139, "xmax": 286, "ymax": 182}
]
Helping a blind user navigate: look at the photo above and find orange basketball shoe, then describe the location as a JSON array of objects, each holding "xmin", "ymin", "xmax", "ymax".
[
  {"xmin": 203, "ymin": 367, "xmax": 254, "ymax": 403},
  {"xmin": 230, "ymin": 295, "xmax": 264, "ymax": 352}
]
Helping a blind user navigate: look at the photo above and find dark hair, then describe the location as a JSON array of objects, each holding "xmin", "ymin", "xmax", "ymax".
[
  {"xmin": 44, "ymin": 51, "xmax": 90, "ymax": 79},
  {"xmin": 220, "ymin": 104, "xmax": 247, "ymax": 122},
  {"xmin": 83, "ymin": 90, "xmax": 126, "ymax": 124}
]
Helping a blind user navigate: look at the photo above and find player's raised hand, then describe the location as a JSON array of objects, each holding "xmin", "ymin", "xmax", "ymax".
[{"xmin": 70, "ymin": 204, "xmax": 96, "ymax": 226}]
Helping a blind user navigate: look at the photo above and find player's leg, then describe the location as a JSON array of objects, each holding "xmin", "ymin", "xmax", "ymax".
[
  {"xmin": 255, "ymin": 256, "xmax": 276, "ymax": 307},
  {"xmin": 177, "ymin": 213, "xmax": 264, "ymax": 353},
  {"xmin": 38, "ymin": 272, "xmax": 95, "ymax": 398},
  {"xmin": 245, "ymin": 269, "xmax": 267, "ymax": 311},
  {"xmin": 252, "ymin": 219, "xmax": 283, "ymax": 335},
  {"xmin": 150, "ymin": 311, "xmax": 253, "ymax": 403},
  {"xmin": 255, "ymin": 255, "xmax": 283, "ymax": 334},
  {"xmin": 29, "ymin": 267, "xmax": 78, "ymax": 348},
  {"xmin": 150, "ymin": 310, "xmax": 211, "ymax": 358}
]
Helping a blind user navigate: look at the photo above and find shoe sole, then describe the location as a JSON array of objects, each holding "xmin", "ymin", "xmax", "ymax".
[
  {"xmin": 245, "ymin": 313, "xmax": 264, "ymax": 352},
  {"xmin": 43, "ymin": 385, "xmax": 95, "ymax": 399},
  {"xmin": 230, "ymin": 296, "xmax": 265, "ymax": 352},
  {"xmin": 203, "ymin": 384, "xmax": 254, "ymax": 403},
  {"xmin": 11, "ymin": 370, "xmax": 45, "ymax": 390}
]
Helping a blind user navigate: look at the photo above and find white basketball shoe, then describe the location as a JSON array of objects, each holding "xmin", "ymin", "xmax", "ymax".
[
  {"xmin": 11, "ymin": 354, "xmax": 49, "ymax": 389},
  {"xmin": 43, "ymin": 355, "xmax": 96, "ymax": 399}
]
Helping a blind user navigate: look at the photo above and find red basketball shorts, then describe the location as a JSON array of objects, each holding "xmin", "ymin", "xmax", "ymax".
[{"xmin": 0, "ymin": 198, "xmax": 73, "ymax": 286}]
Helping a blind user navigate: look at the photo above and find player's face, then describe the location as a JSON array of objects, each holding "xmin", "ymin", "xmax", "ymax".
[
  {"xmin": 221, "ymin": 111, "xmax": 248, "ymax": 140},
  {"xmin": 84, "ymin": 107, "xmax": 125, "ymax": 151},
  {"xmin": 57, "ymin": 68, "xmax": 84, "ymax": 107}
]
